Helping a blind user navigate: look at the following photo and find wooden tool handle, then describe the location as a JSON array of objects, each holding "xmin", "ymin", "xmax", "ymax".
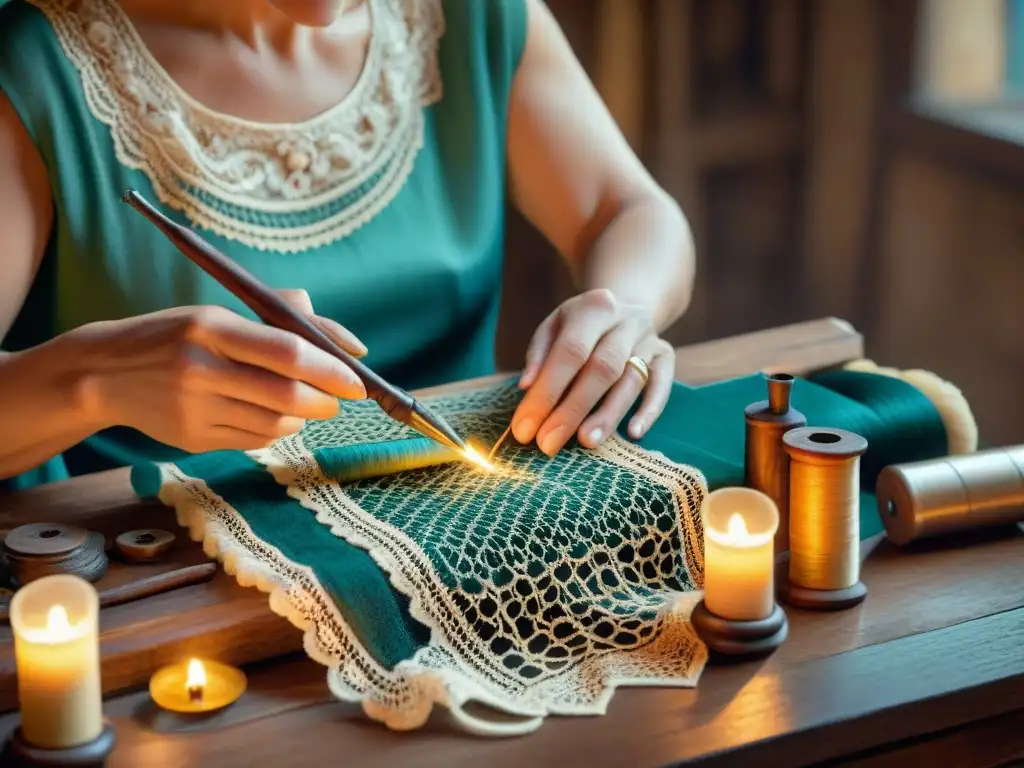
[{"xmin": 121, "ymin": 190, "xmax": 391, "ymax": 399}]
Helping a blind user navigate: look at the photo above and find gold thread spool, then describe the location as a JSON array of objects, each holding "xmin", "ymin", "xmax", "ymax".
[
  {"xmin": 779, "ymin": 427, "xmax": 869, "ymax": 611},
  {"xmin": 877, "ymin": 445, "xmax": 1024, "ymax": 546},
  {"xmin": 744, "ymin": 373, "xmax": 806, "ymax": 554}
]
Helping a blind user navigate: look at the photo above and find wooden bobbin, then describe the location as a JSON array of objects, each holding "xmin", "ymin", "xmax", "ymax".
[
  {"xmin": 744, "ymin": 373, "xmax": 806, "ymax": 554},
  {"xmin": 2, "ymin": 524, "xmax": 108, "ymax": 587},
  {"xmin": 689, "ymin": 600, "xmax": 789, "ymax": 661},
  {"xmin": 779, "ymin": 427, "xmax": 869, "ymax": 611},
  {"xmin": 1, "ymin": 722, "xmax": 116, "ymax": 767}
]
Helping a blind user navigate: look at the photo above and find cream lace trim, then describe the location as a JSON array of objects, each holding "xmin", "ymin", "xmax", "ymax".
[
  {"xmin": 30, "ymin": 0, "xmax": 444, "ymax": 253},
  {"xmin": 155, "ymin": 434, "xmax": 710, "ymax": 736}
]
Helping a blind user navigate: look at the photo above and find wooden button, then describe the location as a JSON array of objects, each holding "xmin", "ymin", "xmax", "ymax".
[{"xmin": 115, "ymin": 529, "xmax": 176, "ymax": 563}]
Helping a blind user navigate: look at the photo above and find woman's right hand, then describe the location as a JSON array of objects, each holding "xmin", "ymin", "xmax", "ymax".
[{"xmin": 70, "ymin": 290, "xmax": 366, "ymax": 453}]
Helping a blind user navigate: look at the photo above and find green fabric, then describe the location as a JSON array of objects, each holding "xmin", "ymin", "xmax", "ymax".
[
  {"xmin": 134, "ymin": 371, "xmax": 950, "ymax": 673},
  {"xmin": 0, "ymin": 0, "xmax": 529, "ymax": 489}
]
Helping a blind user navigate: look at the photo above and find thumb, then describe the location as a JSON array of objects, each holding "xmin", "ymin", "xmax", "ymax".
[{"xmin": 274, "ymin": 288, "xmax": 368, "ymax": 358}]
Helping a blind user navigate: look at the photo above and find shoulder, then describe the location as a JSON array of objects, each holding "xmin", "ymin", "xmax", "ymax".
[
  {"xmin": 0, "ymin": 0, "xmax": 80, "ymax": 143},
  {"xmin": 436, "ymin": 0, "xmax": 529, "ymax": 83},
  {"xmin": 0, "ymin": 1, "xmax": 60, "ymax": 56}
]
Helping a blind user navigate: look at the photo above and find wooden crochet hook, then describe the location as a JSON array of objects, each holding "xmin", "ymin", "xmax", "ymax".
[{"xmin": 121, "ymin": 189, "xmax": 468, "ymax": 455}]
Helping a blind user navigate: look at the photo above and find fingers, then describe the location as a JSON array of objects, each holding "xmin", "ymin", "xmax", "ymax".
[
  {"xmin": 209, "ymin": 397, "xmax": 307, "ymax": 442},
  {"xmin": 199, "ymin": 356, "xmax": 342, "ymax": 421},
  {"xmin": 186, "ymin": 307, "xmax": 366, "ymax": 401},
  {"xmin": 192, "ymin": 425, "xmax": 284, "ymax": 453},
  {"xmin": 310, "ymin": 315, "xmax": 368, "ymax": 358},
  {"xmin": 276, "ymin": 288, "xmax": 368, "ymax": 358},
  {"xmin": 626, "ymin": 344, "xmax": 674, "ymax": 439},
  {"xmin": 573, "ymin": 341, "xmax": 675, "ymax": 449},
  {"xmin": 534, "ymin": 326, "xmax": 636, "ymax": 456},
  {"xmin": 512, "ymin": 301, "xmax": 615, "ymax": 445},
  {"xmin": 577, "ymin": 363, "xmax": 647, "ymax": 449},
  {"xmin": 519, "ymin": 311, "xmax": 560, "ymax": 389},
  {"xmin": 276, "ymin": 288, "xmax": 315, "ymax": 315}
]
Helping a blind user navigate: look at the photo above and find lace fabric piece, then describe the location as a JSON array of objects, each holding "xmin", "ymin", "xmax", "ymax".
[
  {"xmin": 155, "ymin": 378, "xmax": 710, "ymax": 734},
  {"xmin": 29, "ymin": 0, "xmax": 444, "ymax": 252}
]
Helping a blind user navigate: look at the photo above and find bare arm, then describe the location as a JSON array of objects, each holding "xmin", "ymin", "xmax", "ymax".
[
  {"xmin": 0, "ymin": 90, "xmax": 106, "ymax": 479},
  {"xmin": 506, "ymin": 0, "xmax": 695, "ymax": 331},
  {"xmin": 0, "ymin": 94, "xmax": 367, "ymax": 481},
  {"xmin": 507, "ymin": 0, "xmax": 694, "ymax": 455}
]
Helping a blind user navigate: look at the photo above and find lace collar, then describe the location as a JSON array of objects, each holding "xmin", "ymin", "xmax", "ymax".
[{"xmin": 30, "ymin": 0, "xmax": 445, "ymax": 252}]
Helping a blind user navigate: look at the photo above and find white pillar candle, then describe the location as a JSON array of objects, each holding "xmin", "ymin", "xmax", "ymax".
[
  {"xmin": 702, "ymin": 487, "xmax": 779, "ymax": 621},
  {"xmin": 9, "ymin": 574, "xmax": 103, "ymax": 749}
]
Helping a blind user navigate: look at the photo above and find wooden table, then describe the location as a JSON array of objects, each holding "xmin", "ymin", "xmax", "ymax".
[{"xmin": 2, "ymin": 318, "xmax": 1022, "ymax": 767}]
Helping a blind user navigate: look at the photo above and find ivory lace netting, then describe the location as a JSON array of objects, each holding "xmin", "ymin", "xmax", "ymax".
[{"xmin": 156, "ymin": 378, "xmax": 710, "ymax": 733}]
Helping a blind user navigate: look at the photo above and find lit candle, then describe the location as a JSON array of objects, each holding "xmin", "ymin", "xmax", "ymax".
[
  {"xmin": 9, "ymin": 574, "xmax": 102, "ymax": 749},
  {"xmin": 702, "ymin": 487, "xmax": 779, "ymax": 621},
  {"xmin": 150, "ymin": 657, "xmax": 247, "ymax": 714}
]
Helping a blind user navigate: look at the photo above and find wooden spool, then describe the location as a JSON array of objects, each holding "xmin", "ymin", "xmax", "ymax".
[
  {"xmin": 779, "ymin": 427, "xmax": 869, "ymax": 611},
  {"xmin": 744, "ymin": 373, "xmax": 806, "ymax": 554},
  {"xmin": 2, "ymin": 523, "xmax": 108, "ymax": 587}
]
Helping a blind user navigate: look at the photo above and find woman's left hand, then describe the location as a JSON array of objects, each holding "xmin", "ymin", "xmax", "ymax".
[{"xmin": 511, "ymin": 288, "xmax": 675, "ymax": 456}]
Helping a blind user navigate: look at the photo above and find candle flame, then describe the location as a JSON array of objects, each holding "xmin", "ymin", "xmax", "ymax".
[
  {"xmin": 186, "ymin": 658, "xmax": 207, "ymax": 690},
  {"xmin": 45, "ymin": 605, "xmax": 74, "ymax": 640},
  {"xmin": 726, "ymin": 513, "xmax": 748, "ymax": 539},
  {"xmin": 705, "ymin": 511, "xmax": 773, "ymax": 548},
  {"xmin": 461, "ymin": 444, "xmax": 495, "ymax": 472}
]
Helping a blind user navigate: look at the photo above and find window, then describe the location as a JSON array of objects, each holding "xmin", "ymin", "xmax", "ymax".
[{"xmin": 913, "ymin": 0, "xmax": 1024, "ymax": 143}]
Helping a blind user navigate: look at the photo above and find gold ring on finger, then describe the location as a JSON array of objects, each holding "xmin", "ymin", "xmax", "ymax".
[{"xmin": 625, "ymin": 355, "xmax": 649, "ymax": 388}]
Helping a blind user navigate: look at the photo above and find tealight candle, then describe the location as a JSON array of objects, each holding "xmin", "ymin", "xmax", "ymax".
[
  {"xmin": 150, "ymin": 657, "xmax": 247, "ymax": 714},
  {"xmin": 702, "ymin": 487, "xmax": 779, "ymax": 621},
  {"xmin": 9, "ymin": 574, "xmax": 102, "ymax": 749}
]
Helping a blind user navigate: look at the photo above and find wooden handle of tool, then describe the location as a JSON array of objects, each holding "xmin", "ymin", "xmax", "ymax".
[{"xmin": 121, "ymin": 190, "xmax": 391, "ymax": 399}]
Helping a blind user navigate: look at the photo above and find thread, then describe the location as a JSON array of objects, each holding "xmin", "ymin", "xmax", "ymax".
[
  {"xmin": 3, "ymin": 523, "xmax": 108, "ymax": 587},
  {"xmin": 312, "ymin": 438, "xmax": 459, "ymax": 483},
  {"xmin": 488, "ymin": 422, "xmax": 514, "ymax": 463},
  {"xmin": 877, "ymin": 445, "xmax": 1024, "ymax": 545},
  {"xmin": 784, "ymin": 427, "xmax": 868, "ymax": 592}
]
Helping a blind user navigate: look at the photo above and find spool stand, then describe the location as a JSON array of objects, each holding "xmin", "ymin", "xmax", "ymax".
[
  {"xmin": 744, "ymin": 373, "xmax": 806, "ymax": 554},
  {"xmin": 779, "ymin": 427, "xmax": 869, "ymax": 611},
  {"xmin": 0, "ymin": 724, "xmax": 116, "ymax": 767},
  {"xmin": 689, "ymin": 601, "xmax": 789, "ymax": 660}
]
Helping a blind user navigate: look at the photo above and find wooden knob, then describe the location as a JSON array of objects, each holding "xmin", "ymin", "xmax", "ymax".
[{"xmin": 115, "ymin": 529, "xmax": 176, "ymax": 563}]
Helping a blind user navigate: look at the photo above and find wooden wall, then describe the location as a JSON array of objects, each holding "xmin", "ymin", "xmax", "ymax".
[
  {"xmin": 497, "ymin": 0, "xmax": 1024, "ymax": 446},
  {"xmin": 497, "ymin": 0, "xmax": 811, "ymax": 366}
]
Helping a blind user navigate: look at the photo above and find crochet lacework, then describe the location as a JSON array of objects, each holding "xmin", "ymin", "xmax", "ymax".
[
  {"xmin": 29, "ymin": 0, "xmax": 444, "ymax": 252},
  {"xmin": 154, "ymin": 379, "xmax": 710, "ymax": 735}
]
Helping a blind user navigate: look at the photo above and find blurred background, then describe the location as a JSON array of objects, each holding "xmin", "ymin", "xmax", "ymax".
[{"xmin": 496, "ymin": 0, "xmax": 1024, "ymax": 447}]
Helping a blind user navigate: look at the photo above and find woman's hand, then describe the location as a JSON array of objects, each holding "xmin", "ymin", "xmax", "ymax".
[
  {"xmin": 511, "ymin": 288, "xmax": 675, "ymax": 456},
  {"xmin": 72, "ymin": 289, "xmax": 367, "ymax": 453}
]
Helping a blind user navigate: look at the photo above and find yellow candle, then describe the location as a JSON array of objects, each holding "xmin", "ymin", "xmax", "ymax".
[
  {"xmin": 9, "ymin": 574, "xmax": 102, "ymax": 749},
  {"xmin": 702, "ymin": 487, "xmax": 779, "ymax": 621},
  {"xmin": 149, "ymin": 657, "xmax": 247, "ymax": 714}
]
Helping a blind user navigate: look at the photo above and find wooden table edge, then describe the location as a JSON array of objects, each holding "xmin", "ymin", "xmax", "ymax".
[{"xmin": 674, "ymin": 606, "xmax": 1024, "ymax": 767}]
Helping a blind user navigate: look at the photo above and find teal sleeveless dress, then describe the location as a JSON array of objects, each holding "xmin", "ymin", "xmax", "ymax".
[{"xmin": 0, "ymin": 0, "xmax": 528, "ymax": 490}]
